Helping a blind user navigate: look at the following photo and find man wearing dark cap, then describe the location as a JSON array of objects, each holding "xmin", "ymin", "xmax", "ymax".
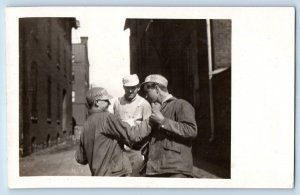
[
  {"xmin": 141, "ymin": 74, "xmax": 198, "ymax": 178},
  {"xmin": 75, "ymin": 87, "xmax": 151, "ymax": 176}
]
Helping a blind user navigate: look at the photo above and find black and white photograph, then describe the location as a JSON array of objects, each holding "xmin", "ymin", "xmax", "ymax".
[{"xmin": 6, "ymin": 7, "xmax": 294, "ymax": 188}]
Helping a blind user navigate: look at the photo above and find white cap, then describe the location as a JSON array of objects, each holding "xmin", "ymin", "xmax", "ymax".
[
  {"xmin": 141, "ymin": 74, "xmax": 168, "ymax": 87},
  {"xmin": 122, "ymin": 74, "xmax": 139, "ymax": 87}
]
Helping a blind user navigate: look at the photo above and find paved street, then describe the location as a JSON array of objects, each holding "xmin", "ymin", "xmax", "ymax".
[
  {"xmin": 20, "ymin": 139, "xmax": 90, "ymax": 176},
  {"xmin": 20, "ymin": 139, "xmax": 219, "ymax": 178}
]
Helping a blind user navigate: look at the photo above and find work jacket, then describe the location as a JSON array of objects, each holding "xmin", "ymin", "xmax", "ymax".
[
  {"xmin": 75, "ymin": 109, "xmax": 151, "ymax": 176},
  {"xmin": 146, "ymin": 97, "xmax": 197, "ymax": 177}
]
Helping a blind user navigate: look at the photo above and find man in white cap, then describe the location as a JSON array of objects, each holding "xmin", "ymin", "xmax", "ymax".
[
  {"xmin": 75, "ymin": 87, "xmax": 152, "ymax": 176},
  {"xmin": 113, "ymin": 74, "xmax": 151, "ymax": 176},
  {"xmin": 141, "ymin": 74, "xmax": 198, "ymax": 178}
]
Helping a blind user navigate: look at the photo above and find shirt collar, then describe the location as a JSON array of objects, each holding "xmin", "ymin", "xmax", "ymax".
[
  {"xmin": 88, "ymin": 107, "xmax": 107, "ymax": 115},
  {"xmin": 123, "ymin": 94, "xmax": 139, "ymax": 103},
  {"xmin": 162, "ymin": 94, "xmax": 173, "ymax": 104}
]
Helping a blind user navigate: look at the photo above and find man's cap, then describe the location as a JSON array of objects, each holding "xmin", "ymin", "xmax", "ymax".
[
  {"xmin": 86, "ymin": 87, "xmax": 113, "ymax": 104},
  {"xmin": 141, "ymin": 74, "xmax": 168, "ymax": 87},
  {"xmin": 122, "ymin": 74, "xmax": 140, "ymax": 87}
]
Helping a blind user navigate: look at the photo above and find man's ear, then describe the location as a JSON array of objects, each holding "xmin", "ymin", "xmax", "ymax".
[{"xmin": 94, "ymin": 100, "xmax": 99, "ymax": 108}]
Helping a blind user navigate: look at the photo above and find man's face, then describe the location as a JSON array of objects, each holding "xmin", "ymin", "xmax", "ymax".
[
  {"xmin": 124, "ymin": 85, "xmax": 139, "ymax": 101},
  {"xmin": 95, "ymin": 99, "xmax": 110, "ymax": 110},
  {"xmin": 143, "ymin": 82, "xmax": 159, "ymax": 103}
]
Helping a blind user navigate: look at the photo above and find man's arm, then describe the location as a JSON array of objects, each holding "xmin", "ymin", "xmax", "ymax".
[
  {"xmin": 143, "ymin": 100, "xmax": 152, "ymax": 119},
  {"xmin": 105, "ymin": 114, "xmax": 152, "ymax": 146},
  {"xmin": 151, "ymin": 100, "xmax": 197, "ymax": 139},
  {"xmin": 75, "ymin": 131, "xmax": 88, "ymax": 165}
]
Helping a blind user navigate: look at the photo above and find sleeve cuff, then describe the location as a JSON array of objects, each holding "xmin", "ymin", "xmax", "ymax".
[{"xmin": 160, "ymin": 117, "xmax": 168, "ymax": 128}]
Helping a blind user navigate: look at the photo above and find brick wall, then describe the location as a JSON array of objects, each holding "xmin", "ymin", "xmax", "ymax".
[{"xmin": 19, "ymin": 18, "xmax": 78, "ymax": 156}]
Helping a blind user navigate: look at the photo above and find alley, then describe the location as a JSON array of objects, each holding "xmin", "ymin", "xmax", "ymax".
[
  {"xmin": 20, "ymin": 139, "xmax": 90, "ymax": 176},
  {"xmin": 18, "ymin": 17, "xmax": 230, "ymax": 180},
  {"xmin": 20, "ymin": 139, "xmax": 219, "ymax": 178}
]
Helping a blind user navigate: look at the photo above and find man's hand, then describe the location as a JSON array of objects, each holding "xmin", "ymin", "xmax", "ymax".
[{"xmin": 150, "ymin": 102, "xmax": 164, "ymax": 124}]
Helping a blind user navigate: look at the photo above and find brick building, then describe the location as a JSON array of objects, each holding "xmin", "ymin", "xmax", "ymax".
[
  {"xmin": 72, "ymin": 37, "xmax": 90, "ymax": 128},
  {"xmin": 19, "ymin": 17, "xmax": 79, "ymax": 156},
  {"xmin": 124, "ymin": 19, "xmax": 231, "ymax": 178}
]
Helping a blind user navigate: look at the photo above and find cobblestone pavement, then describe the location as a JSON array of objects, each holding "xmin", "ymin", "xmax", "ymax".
[{"xmin": 20, "ymin": 140, "xmax": 219, "ymax": 178}]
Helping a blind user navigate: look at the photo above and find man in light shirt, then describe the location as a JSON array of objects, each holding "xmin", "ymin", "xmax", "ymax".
[{"xmin": 113, "ymin": 74, "xmax": 151, "ymax": 176}]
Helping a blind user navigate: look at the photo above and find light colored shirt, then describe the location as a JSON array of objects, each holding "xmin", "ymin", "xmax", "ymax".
[{"xmin": 113, "ymin": 94, "xmax": 151, "ymax": 126}]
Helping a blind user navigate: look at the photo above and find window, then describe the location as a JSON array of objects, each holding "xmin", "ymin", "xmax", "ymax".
[
  {"xmin": 30, "ymin": 23, "xmax": 39, "ymax": 43},
  {"xmin": 56, "ymin": 84, "xmax": 61, "ymax": 124},
  {"xmin": 30, "ymin": 62, "xmax": 38, "ymax": 121},
  {"xmin": 48, "ymin": 19, "xmax": 52, "ymax": 42},
  {"xmin": 57, "ymin": 37, "xmax": 61, "ymax": 69},
  {"xmin": 64, "ymin": 49, "xmax": 67, "ymax": 75},
  {"xmin": 47, "ymin": 19, "xmax": 52, "ymax": 59},
  {"xmin": 47, "ymin": 76, "xmax": 52, "ymax": 122},
  {"xmin": 85, "ymin": 74, "xmax": 89, "ymax": 87},
  {"xmin": 47, "ymin": 45, "xmax": 52, "ymax": 59},
  {"xmin": 72, "ymin": 91, "xmax": 75, "ymax": 102},
  {"xmin": 72, "ymin": 71, "xmax": 75, "ymax": 83},
  {"xmin": 72, "ymin": 54, "xmax": 75, "ymax": 63},
  {"xmin": 211, "ymin": 20, "xmax": 231, "ymax": 71}
]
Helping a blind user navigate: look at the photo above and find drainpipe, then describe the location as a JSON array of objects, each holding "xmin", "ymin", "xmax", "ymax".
[{"xmin": 206, "ymin": 19, "xmax": 215, "ymax": 142}]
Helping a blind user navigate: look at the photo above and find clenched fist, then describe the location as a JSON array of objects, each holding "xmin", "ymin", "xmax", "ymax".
[{"xmin": 150, "ymin": 102, "xmax": 164, "ymax": 124}]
